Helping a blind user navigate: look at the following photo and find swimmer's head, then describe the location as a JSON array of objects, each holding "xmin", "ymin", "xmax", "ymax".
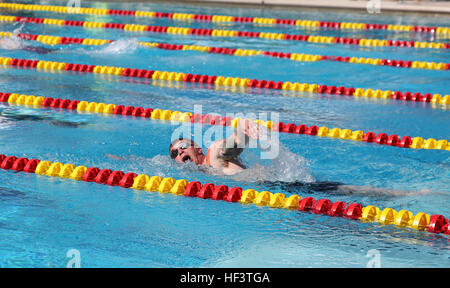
[{"xmin": 169, "ymin": 138, "xmax": 205, "ymax": 165}]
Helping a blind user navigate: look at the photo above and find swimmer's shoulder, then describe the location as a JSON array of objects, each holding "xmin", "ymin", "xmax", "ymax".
[{"xmin": 206, "ymin": 140, "xmax": 224, "ymax": 162}]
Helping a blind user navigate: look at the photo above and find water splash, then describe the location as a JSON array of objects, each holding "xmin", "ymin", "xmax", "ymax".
[
  {"xmin": 0, "ymin": 23, "xmax": 25, "ymax": 50},
  {"xmin": 226, "ymin": 123, "xmax": 315, "ymax": 183},
  {"xmin": 12, "ymin": 22, "xmax": 25, "ymax": 37},
  {"xmin": 232, "ymin": 141, "xmax": 315, "ymax": 183},
  {"xmin": 111, "ymin": 154, "xmax": 205, "ymax": 180},
  {"xmin": 94, "ymin": 38, "xmax": 140, "ymax": 54}
]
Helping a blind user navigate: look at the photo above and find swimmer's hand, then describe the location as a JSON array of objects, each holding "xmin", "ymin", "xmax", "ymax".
[
  {"xmin": 237, "ymin": 119, "xmax": 263, "ymax": 143},
  {"xmin": 106, "ymin": 154, "xmax": 125, "ymax": 160},
  {"xmin": 245, "ymin": 120, "xmax": 263, "ymax": 140}
]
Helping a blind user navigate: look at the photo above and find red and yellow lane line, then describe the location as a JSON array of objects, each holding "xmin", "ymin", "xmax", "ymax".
[
  {"xmin": 0, "ymin": 15, "xmax": 449, "ymax": 50},
  {"xmin": 2, "ymin": 31, "xmax": 448, "ymax": 71},
  {"xmin": 1, "ymin": 2, "xmax": 449, "ymax": 35},
  {"xmin": 1, "ymin": 56, "xmax": 449, "ymax": 107},
  {"xmin": 0, "ymin": 153, "xmax": 449, "ymax": 236},
  {"xmin": 1, "ymin": 90, "xmax": 449, "ymax": 151}
]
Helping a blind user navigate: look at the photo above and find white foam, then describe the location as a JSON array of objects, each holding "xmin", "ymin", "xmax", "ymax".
[
  {"xmin": 0, "ymin": 23, "xmax": 25, "ymax": 50},
  {"xmin": 95, "ymin": 38, "xmax": 139, "ymax": 54},
  {"xmin": 225, "ymin": 124, "xmax": 315, "ymax": 183},
  {"xmin": 232, "ymin": 141, "xmax": 315, "ymax": 183}
]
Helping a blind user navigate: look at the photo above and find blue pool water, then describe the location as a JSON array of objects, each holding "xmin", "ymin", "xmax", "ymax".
[{"xmin": 0, "ymin": 0, "xmax": 449, "ymax": 267}]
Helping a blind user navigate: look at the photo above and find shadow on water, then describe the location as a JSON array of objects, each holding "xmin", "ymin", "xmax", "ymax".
[
  {"xmin": 0, "ymin": 106, "xmax": 90, "ymax": 129},
  {"xmin": 264, "ymin": 180, "xmax": 446, "ymax": 198},
  {"xmin": 0, "ymin": 186, "xmax": 27, "ymax": 199}
]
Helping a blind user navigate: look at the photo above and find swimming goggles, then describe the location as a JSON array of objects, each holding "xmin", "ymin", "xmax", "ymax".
[{"xmin": 170, "ymin": 141, "xmax": 191, "ymax": 159}]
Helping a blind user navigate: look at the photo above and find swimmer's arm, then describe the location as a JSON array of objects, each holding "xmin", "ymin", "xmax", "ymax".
[
  {"xmin": 220, "ymin": 133, "xmax": 245, "ymax": 161},
  {"xmin": 209, "ymin": 139, "xmax": 245, "ymax": 173},
  {"xmin": 106, "ymin": 154, "xmax": 125, "ymax": 160},
  {"xmin": 207, "ymin": 137, "xmax": 244, "ymax": 168},
  {"xmin": 209, "ymin": 119, "xmax": 262, "ymax": 168},
  {"xmin": 220, "ymin": 119, "xmax": 261, "ymax": 159}
]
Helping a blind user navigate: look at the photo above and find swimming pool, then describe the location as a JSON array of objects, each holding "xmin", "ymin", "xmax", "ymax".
[{"xmin": 0, "ymin": 0, "xmax": 449, "ymax": 268}]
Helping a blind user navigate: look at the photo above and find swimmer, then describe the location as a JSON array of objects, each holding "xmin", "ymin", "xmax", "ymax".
[
  {"xmin": 0, "ymin": 37, "xmax": 55, "ymax": 54},
  {"xmin": 169, "ymin": 119, "xmax": 435, "ymax": 196},
  {"xmin": 169, "ymin": 119, "xmax": 264, "ymax": 175}
]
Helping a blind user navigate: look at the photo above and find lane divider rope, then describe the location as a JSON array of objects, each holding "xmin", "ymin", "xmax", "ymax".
[
  {"xmin": 147, "ymin": 78, "xmax": 450, "ymax": 111},
  {"xmin": 1, "ymin": 90, "xmax": 449, "ymax": 151},
  {"xmin": 0, "ymin": 15, "xmax": 449, "ymax": 50},
  {"xmin": 2, "ymin": 31, "xmax": 449, "ymax": 71},
  {"xmin": 0, "ymin": 153, "xmax": 448, "ymax": 236},
  {"xmin": 1, "ymin": 2, "xmax": 449, "ymax": 35},
  {"xmin": 1, "ymin": 56, "xmax": 449, "ymax": 107}
]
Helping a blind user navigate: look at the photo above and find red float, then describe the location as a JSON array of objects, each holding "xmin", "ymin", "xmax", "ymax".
[
  {"xmin": 94, "ymin": 169, "xmax": 113, "ymax": 184},
  {"xmin": 185, "ymin": 181, "xmax": 202, "ymax": 197},
  {"xmin": 212, "ymin": 185, "xmax": 229, "ymax": 200},
  {"xmin": 106, "ymin": 171, "xmax": 125, "ymax": 186},
  {"xmin": 11, "ymin": 157, "xmax": 28, "ymax": 172},
  {"xmin": 328, "ymin": 201, "xmax": 347, "ymax": 217},
  {"xmin": 313, "ymin": 199, "xmax": 332, "ymax": 214},
  {"xmin": 197, "ymin": 183, "xmax": 215, "ymax": 199},
  {"xmin": 225, "ymin": 187, "xmax": 243, "ymax": 202},
  {"xmin": 23, "ymin": 159, "xmax": 40, "ymax": 173},
  {"xmin": 298, "ymin": 197, "xmax": 316, "ymax": 211},
  {"xmin": 427, "ymin": 215, "xmax": 446, "ymax": 233},
  {"xmin": 363, "ymin": 132, "xmax": 376, "ymax": 142},
  {"xmin": 1, "ymin": 156, "xmax": 17, "ymax": 170},
  {"xmin": 82, "ymin": 167, "xmax": 100, "ymax": 182},
  {"xmin": 119, "ymin": 173, "xmax": 138, "ymax": 188},
  {"xmin": 344, "ymin": 203, "xmax": 362, "ymax": 219}
]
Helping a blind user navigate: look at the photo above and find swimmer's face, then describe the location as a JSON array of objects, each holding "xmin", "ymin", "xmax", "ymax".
[{"xmin": 169, "ymin": 140, "xmax": 203, "ymax": 165}]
